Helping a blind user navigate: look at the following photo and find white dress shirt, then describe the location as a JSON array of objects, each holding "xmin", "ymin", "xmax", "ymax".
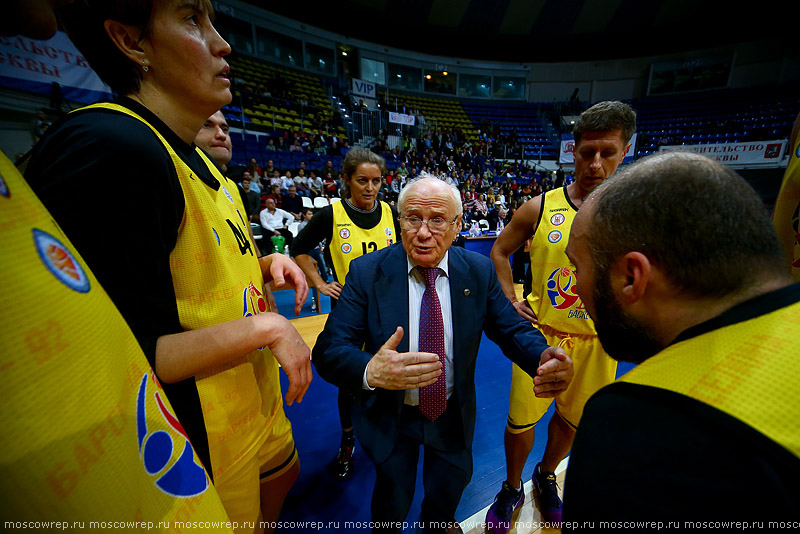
[
  {"xmin": 404, "ymin": 251, "xmax": 454, "ymax": 405},
  {"xmin": 259, "ymin": 207, "xmax": 293, "ymax": 232},
  {"xmin": 362, "ymin": 251, "xmax": 454, "ymax": 405}
]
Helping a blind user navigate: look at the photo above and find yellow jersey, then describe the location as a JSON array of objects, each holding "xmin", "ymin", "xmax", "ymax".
[
  {"xmin": 80, "ymin": 103, "xmax": 286, "ymax": 484},
  {"xmin": 329, "ymin": 200, "xmax": 396, "ymax": 285},
  {"xmin": 621, "ymin": 290, "xmax": 800, "ymax": 459},
  {"xmin": 527, "ymin": 187, "xmax": 596, "ymax": 335},
  {"xmin": 0, "ymin": 149, "xmax": 232, "ymax": 529}
]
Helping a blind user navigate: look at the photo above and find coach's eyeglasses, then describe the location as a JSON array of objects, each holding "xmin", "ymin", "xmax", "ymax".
[{"xmin": 399, "ymin": 215, "xmax": 459, "ymax": 235}]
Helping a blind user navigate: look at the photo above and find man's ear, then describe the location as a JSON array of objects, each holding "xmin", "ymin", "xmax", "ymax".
[
  {"xmin": 617, "ymin": 251, "xmax": 651, "ymax": 304},
  {"xmin": 104, "ymin": 19, "xmax": 147, "ymax": 67}
]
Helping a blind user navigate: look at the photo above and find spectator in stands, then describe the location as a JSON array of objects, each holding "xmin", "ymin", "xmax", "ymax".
[
  {"xmin": 293, "ymin": 168, "xmax": 310, "ymax": 197},
  {"xmin": 281, "ymin": 170, "xmax": 295, "ymax": 192},
  {"xmin": 290, "ymin": 140, "xmax": 303, "ymax": 153},
  {"xmin": 240, "ymin": 176, "xmax": 261, "ymax": 222},
  {"xmin": 277, "ymin": 136, "xmax": 288, "ymax": 151},
  {"xmin": 489, "ymin": 208, "xmax": 508, "ymax": 232},
  {"xmin": 282, "ymin": 185, "xmax": 303, "ymax": 220},
  {"xmin": 243, "ymin": 170, "xmax": 261, "ymax": 195},
  {"xmin": 323, "ymin": 171, "xmax": 338, "ymax": 197},
  {"xmin": 474, "ymin": 194, "xmax": 489, "ymax": 218},
  {"xmin": 265, "ymin": 138, "xmax": 277, "ymax": 152},
  {"xmin": 308, "ymin": 170, "xmax": 324, "ymax": 198},
  {"xmin": 247, "ymin": 157, "xmax": 262, "ymax": 180},
  {"xmin": 266, "ymin": 184, "xmax": 283, "ymax": 208},
  {"xmin": 324, "ymin": 159, "xmax": 339, "ymax": 181},
  {"xmin": 269, "ymin": 169, "xmax": 282, "ymax": 190},
  {"xmin": 260, "ymin": 198, "xmax": 295, "ymax": 254}
]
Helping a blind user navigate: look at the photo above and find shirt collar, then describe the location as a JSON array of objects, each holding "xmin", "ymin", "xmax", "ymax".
[{"xmin": 406, "ymin": 250, "xmax": 450, "ymax": 278}]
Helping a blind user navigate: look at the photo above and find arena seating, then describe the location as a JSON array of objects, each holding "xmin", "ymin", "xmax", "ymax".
[{"xmin": 630, "ymin": 85, "xmax": 800, "ymax": 157}]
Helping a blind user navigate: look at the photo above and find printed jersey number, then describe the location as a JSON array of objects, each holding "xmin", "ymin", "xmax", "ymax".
[
  {"xmin": 361, "ymin": 242, "xmax": 378, "ymax": 255},
  {"xmin": 226, "ymin": 219, "xmax": 253, "ymax": 256}
]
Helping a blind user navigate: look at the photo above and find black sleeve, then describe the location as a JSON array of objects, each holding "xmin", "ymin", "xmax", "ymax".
[
  {"xmin": 290, "ymin": 205, "xmax": 333, "ymax": 256},
  {"xmin": 25, "ymin": 110, "xmax": 184, "ymax": 365},
  {"xmin": 563, "ymin": 383, "xmax": 800, "ymax": 525}
]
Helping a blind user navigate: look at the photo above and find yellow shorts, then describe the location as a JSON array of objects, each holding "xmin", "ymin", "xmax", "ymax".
[
  {"xmin": 507, "ymin": 324, "xmax": 617, "ymax": 432},
  {"xmin": 212, "ymin": 407, "xmax": 297, "ymax": 533}
]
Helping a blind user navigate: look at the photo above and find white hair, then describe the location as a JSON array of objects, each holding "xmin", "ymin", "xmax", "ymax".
[{"xmin": 397, "ymin": 172, "xmax": 463, "ymax": 216}]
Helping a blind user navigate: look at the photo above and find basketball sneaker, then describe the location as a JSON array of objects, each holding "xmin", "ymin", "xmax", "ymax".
[
  {"xmin": 485, "ymin": 480, "xmax": 524, "ymax": 534},
  {"xmin": 532, "ymin": 463, "xmax": 562, "ymax": 524}
]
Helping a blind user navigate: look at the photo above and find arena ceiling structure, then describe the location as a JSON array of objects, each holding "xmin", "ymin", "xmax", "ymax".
[{"xmin": 244, "ymin": 0, "xmax": 792, "ymax": 63}]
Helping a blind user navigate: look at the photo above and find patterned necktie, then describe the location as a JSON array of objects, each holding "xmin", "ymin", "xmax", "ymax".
[{"xmin": 417, "ymin": 266, "xmax": 447, "ymax": 421}]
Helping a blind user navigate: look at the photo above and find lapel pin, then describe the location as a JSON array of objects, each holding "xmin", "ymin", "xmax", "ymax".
[{"xmin": 464, "ymin": 288, "xmax": 471, "ymax": 296}]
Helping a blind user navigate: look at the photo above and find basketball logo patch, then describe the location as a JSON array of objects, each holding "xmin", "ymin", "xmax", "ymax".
[
  {"xmin": 548, "ymin": 230, "xmax": 562, "ymax": 243},
  {"xmin": 33, "ymin": 229, "xmax": 90, "ymax": 293},
  {"xmin": 136, "ymin": 373, "xmax": 209, "ymax": 497}
]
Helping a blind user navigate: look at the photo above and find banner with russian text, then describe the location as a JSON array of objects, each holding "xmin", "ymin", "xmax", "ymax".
[
  {"xmin": 389, "ymin": 112, "xmax": 415, "ymax": 126},
  {"xmin": 0, "ymin": 32, "xmax": 112, "ymax": 103},
  {"xmin": 560, "ymin": 133, "xmax": 637, "ymax": 164},
  {"xmin": 658, "ymin": 140, "xmax": 787, "ymax": 164}
]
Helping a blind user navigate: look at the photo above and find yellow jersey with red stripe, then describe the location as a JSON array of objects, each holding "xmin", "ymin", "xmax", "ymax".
[
  {"xmin": 527, "ymin": 187, "xmax": 596, "ymax": 335},
  {"xmin": 773, "ymin": 133, "xmax": 800, "ymax": 281},
  {"xmin": 329, "ymin": 200, "xmax": 395, "ymax": 284},
  {"xmin": 79, "ymin": 103, "xmax": 288, "ymax": 488},
  {"xmin": 0, "ymin": 149, "xmax": 232, "ymax": 529},
  {"xmin": 620, "ymin": 296, "xmax": 800, "ymax": 460}
]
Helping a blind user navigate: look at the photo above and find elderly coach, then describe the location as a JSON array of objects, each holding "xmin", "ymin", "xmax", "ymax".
[{"xmin": 313, "ymin": 175, "xmax": 574, "ymax": 533}]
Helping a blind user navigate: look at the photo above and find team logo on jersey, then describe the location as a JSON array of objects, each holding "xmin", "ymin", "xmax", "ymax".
[
  {"xmin": 387, "ymin": 239, "xmax": 393, "ymax": 247},
  {"xmin": 550, "ymin": 213, "xmax": 565, "ymax": 226},
  {"xmin": 546, "ymin": 267, "xmax": 582, "ymax": 311},
  {"xmin": 341, "ymin": 243, "xmax": 352, "ymax": 254},
  {"xmin": 385, "ymin": 227, "xmax": 393, "ymax": 237},
  {"xmin": 547, "ymin": 230, "xmax": 562, "ymax": 243},
  {"xmin": 33, "ymin": 229, "xmax": 90, "ymax": 293},
  {"xmin": 221, "ymin": 185, "xmax": 234, "ymax": 204},
  {"xmin": 242, "ymin": 282, "xmax": 268, "ymax": 317},
  {"xmin": 136, "ymin": 372, "xmax": 209, "ymax": 497},
  {"xmin": 339, "ymin": 228, "xmax": 351, "ymax": 239},
  {"xmin": 0, "ymin": 173, "xmax": 9, "ymax": 197},
  {"xmin": 242, "ymin": 282, "xmax": 268, "ymax": 350}
]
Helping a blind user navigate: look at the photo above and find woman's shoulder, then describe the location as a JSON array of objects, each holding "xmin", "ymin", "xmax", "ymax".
[{"xmin": 40, "ymin": 106, "xmax": 169, "ymax": 162}]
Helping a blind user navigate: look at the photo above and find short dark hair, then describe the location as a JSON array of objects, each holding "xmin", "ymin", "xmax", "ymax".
[
  {"xmin": 340, "ymin": 148, "xmax": 386, "ymax": 198},
  {"xmin": 573, "ymin": 101, "xmax": 637, "ymax": 146},
  {"xmin": 58, "ymin": 0, "xmax": 213, "ymax": 96},
  {"xmin": 586, "ymin": 151, "xmax": 786, "ymax": 299}
]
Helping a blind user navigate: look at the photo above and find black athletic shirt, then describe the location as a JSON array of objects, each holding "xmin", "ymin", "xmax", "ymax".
[
  {"xmin": 562, "ymin": 284, "xmax": 800, "ymax": 527},
  {"xmin": 24, "ymin": 96, "xmax": 222, "ymax": 474}
]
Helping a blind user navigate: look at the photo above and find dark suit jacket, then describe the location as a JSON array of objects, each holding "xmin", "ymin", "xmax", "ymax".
[{"xmin": 313, "ymin": 243, "xmax": 549, "ymax": 464}]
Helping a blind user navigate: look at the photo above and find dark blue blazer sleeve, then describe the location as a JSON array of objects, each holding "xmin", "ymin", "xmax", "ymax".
[{"xmin": 312, "ymin": 256, "xmax": 375, "ymax": 397}]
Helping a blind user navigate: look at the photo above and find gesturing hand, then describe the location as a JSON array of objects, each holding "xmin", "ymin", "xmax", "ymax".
[
  {"xmin": 365, "ymin": 327, "xmax": 442, "ymax": 390},
  {"xmin": 532, "ymin": 346, "xmax": 573, "ymax": 398}
]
